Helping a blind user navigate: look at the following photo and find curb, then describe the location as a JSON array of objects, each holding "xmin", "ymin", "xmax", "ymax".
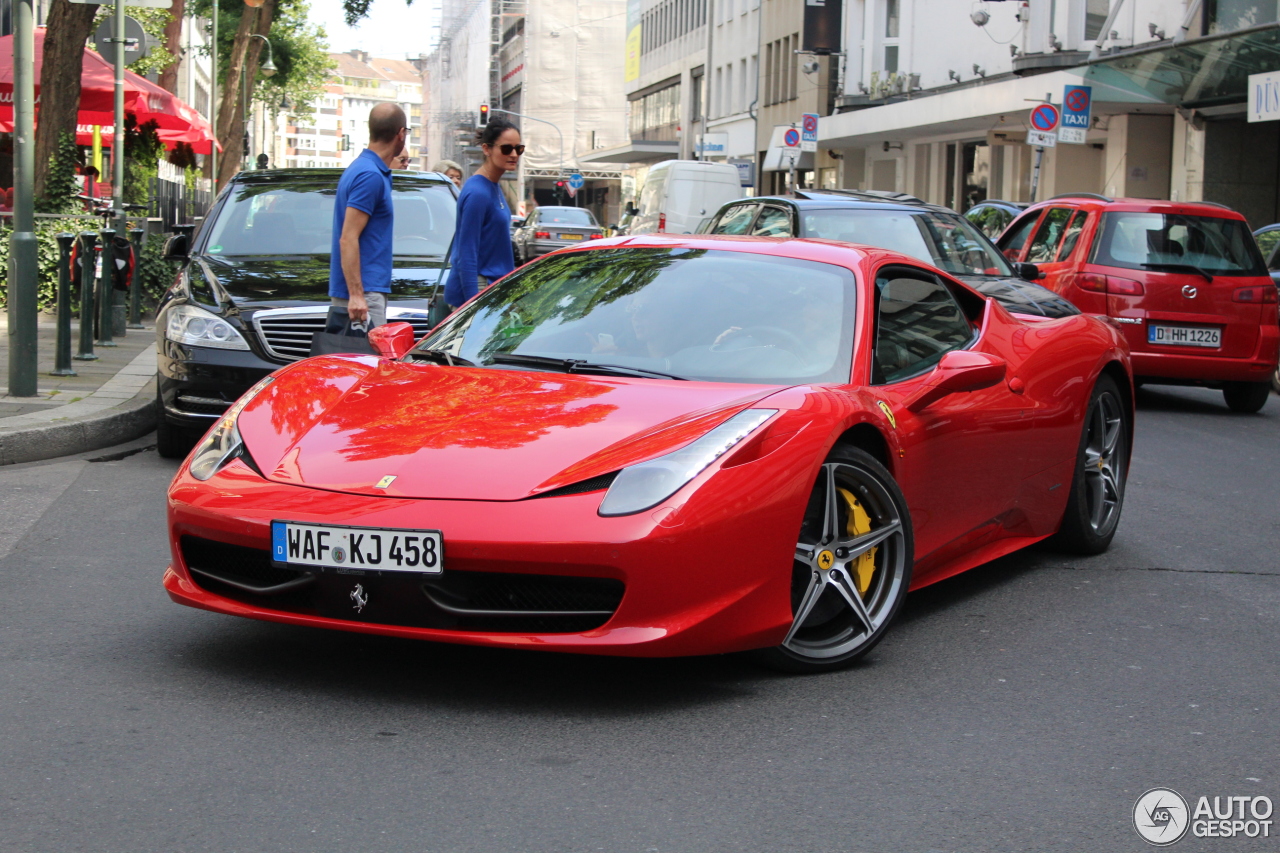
[{"xmin": 0, "ymin": 349, "xmax": 157, "ymax": 466}]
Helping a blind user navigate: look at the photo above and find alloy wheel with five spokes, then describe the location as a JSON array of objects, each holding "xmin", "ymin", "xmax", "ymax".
[{"xmin": 757, "ymin": 445, "xmax": 913, "ymax": 673}]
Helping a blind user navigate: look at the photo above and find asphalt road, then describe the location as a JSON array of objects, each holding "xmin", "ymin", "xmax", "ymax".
[{"xmin": 2, "ymin": 386, "xmax": 1278, "ymax": 853}]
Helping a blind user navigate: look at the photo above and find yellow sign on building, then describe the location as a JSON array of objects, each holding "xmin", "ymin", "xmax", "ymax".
[{"xmin": 625, "ymin": 25, "xmax": 642, "ymax": 82}]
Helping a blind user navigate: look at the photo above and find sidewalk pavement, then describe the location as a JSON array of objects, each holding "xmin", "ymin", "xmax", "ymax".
[{"xmin": 0, "ymin": 312, "xmax": 158, "ymax": 465}]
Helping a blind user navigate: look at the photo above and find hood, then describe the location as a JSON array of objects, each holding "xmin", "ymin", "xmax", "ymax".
[
  {"xmin": 955, "ymin": 274, "xmax": 1079, "ymax": 318},
  {"xmin": 201, "ymin": 255, "xmax": 446, "ymax": 306},
  {"xmin": 237, "ymin": 358, "xmax": 784, "ymax": 501}
]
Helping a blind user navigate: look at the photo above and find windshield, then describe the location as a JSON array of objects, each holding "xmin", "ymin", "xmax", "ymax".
[
  {"xmin": 1091, "ymin": 212, "xmax": 1266, "ymax": 276},
  {"xmin": 202, "ymin": 179, "xmax": 456, "ymax": 257},
  {"xmin": 800, "ymin": 209, "xmax": 1015, "ymax": 276},
  {"xmin": 538, "ymin": 208, "xmax": 596, "ymax": 226},
  {"xmin": 416, "ymin": 247, "xmax": 857, "ymax": 385}
]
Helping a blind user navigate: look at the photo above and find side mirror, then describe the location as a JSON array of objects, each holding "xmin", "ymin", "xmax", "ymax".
[
  {"xmin": 163, "ymin": 232, "xmax": 189, "ymax": 261},
  {"xmin": 1017, "ymin": 262, "xmax": 1042, "ymax": 281},
  {"xmin": 367, "ymin": 322, "xmax": 416, "ymax": 359},
  {"xmin": 906, "ymin": 350, "xmax": 1007, "ymax": 412}
]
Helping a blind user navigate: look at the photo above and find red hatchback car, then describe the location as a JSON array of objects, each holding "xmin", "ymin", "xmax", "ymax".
[{"xmin": 998, "ymin": 194, "xmax": 1279, "ymax": 412}]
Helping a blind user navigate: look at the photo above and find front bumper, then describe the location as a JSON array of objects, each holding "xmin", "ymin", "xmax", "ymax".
[
  {"xmin": 164, "ymin": 438, "xmax": 816, "ymax": 656},
  {"xmin": 156, "ymin": 341, "xmax": 278, "ymax": 430}
]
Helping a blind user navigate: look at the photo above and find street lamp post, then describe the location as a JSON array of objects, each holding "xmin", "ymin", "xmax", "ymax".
[
  {"xmin": 241, "ymin": 34, "xmax": 276, "ymax": 169},
  {"xmin": 8, "ymin": 0, "xmax": 37, "ymax": 396}
]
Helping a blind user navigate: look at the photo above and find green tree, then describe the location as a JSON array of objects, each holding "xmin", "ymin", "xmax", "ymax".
[{"xmin": 190, "ymin": 0, "xmax": 334, "ymax": 183}]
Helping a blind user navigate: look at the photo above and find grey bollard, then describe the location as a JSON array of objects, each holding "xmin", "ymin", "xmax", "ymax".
[
  {"xmin": 127, "ymin": 227, "xmax": 145, "ymax": 328},
  {"xmin": 51, "ymin": 232, "xmax": 77, "ymax": 376},
  {"xmin": 96, "ymin": 229, "xmax": 117, "ymax": 346},
  {"xmin": 74, "ymin": 232, "xmax": 99, "ymax": 361}
]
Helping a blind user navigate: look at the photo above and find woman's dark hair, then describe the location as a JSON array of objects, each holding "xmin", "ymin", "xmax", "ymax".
[{"xmin": 476, "ymin": 119, "xmax": 519, "ymax": 147}]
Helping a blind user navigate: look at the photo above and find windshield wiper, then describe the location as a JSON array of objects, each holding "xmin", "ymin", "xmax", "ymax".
[
  {"xmin": 409, "ymin": 348, "xmax": 475, "ymax": 367},
  {"xmin": 1141, "ymin": 262, "xmax": 1214, "ymax": 282},
  {"xmin": 486, "ymin": 353, "xmax": 687, "ymax": 380}
]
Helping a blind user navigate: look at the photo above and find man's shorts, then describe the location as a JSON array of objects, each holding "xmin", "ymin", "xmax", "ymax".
[{"xmin": 328, "ymin": 291, "xmax": 387, "ymax": 330}]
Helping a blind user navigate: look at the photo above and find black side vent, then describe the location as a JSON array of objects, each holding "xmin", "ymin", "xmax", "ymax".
[
  {"xmin": 181, "ymin": 535, "xmax": 313, "ymax": 595},
  {"xmin": 529, "ymin": 472, "xmax": 618, "ymax": 499}
]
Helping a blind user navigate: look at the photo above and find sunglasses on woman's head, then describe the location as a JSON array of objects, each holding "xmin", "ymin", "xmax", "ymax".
[{"xmin": 496, "ymin": 144, "xmax": 525, "ymax": 155}]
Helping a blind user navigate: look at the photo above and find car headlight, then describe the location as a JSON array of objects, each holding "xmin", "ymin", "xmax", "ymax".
[
  {"xmin": 164, "ymin": 303, "xmax": 250, "ymax": 350},
  {"xmin": 188, "ymin": 376, "xmax": 275, "ymax": 480},
  {"xmin": 598, "ymin": 409, "xmax": 777, "ymax": 517}
]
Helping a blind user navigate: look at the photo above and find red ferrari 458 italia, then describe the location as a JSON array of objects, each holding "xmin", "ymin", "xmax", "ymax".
[{"xmin": 165, "ymin": 235, "xmax": 1133, "ymax": 672}]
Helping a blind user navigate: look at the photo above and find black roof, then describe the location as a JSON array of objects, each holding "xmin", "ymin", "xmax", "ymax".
[{"xmin": 231, "ymin": 168, "xmax": 453, "ymax": 186}]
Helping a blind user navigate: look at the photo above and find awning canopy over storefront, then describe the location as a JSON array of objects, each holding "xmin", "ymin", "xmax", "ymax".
[
  {"xmin": 578, "ymin": 139, "xmax": 678, "ymax": 164},
  {"xmin": 820, "ymin": 69, "xmax": 1163, "ymax": 149},
  {"xmin": 1084, "ymin": 22, "xmax": 1280, "ymax": 111},
  {"xmin": 820, "ymin": 24, "xmax": 1280, "ymax": 149}
]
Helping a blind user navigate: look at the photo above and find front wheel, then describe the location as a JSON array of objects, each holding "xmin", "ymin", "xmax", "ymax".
[
  {"xmin": 1052, "ymin": 374, "xmax": 1129, "ymax": 554},
  {"xmin": 1223, "ymin": 381, "xmax": 1271, "ymax": 413},
  {"xmin": 754, "ymin": 445, "xmax": 913, "ymax": 674}
]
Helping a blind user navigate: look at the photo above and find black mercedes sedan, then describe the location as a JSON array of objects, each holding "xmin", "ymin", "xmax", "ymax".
[
  {"xmin": 155, "ymin": 168, "xmax": 457, "ymax": 457},
  {"xmin": 703, "ymin": 190, "xmax": 1078, "ymax": 320}
]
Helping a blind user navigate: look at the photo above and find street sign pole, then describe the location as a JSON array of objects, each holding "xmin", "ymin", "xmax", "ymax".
[
  {"xmin": 8, "ymin": 0, "xmax": 38, "ymax": 396},
  {"xmin": 112, "ymin": 0, "xmax": 126, "ymax": 234},
  {"xmin": 1030, "ymin": 146, "xmax": 1044, "ymax": 203},
  {"xmin": 1027, "ymin": 93, "xmax": 1056, "ymax": 204}
]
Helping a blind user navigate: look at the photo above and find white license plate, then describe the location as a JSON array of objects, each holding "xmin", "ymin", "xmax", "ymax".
[
  {"xmin": 271, "ymin": 521, "xmax": 442, "ymax": 573},
  {"xmin": 1148, "ymin": 324, "xmax": 1221, "ymax": 348},
  {"xmin": 559, "ymin": 233, "xmax": 584, "ymax": 241}
]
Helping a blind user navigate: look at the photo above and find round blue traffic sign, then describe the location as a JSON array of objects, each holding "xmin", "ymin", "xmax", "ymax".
[
  {"xmin": 568, "ymin": 173, "xmax": 585, "ymax": 190},
  {"xmin": 802, "ymin": 114, "xmax": 818, "ymax": 134},
  {"xmin": 784, "ymin": 128, "xmax": 800, "ymax": 147},
  {"xmin": 1030, "ymin": 103, "xmax": 1060, "ymax": 131}
]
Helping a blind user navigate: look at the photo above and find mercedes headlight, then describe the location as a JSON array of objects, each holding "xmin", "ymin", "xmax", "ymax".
[
  {"xmin": 598, "ymin": 409, "xmax": 777, "ymax": 517},
  {"xmin": 188, "ymin": 376, "xmax": 275, "ymax": 480},
  {"xmin": 165, "ymin": 303, "xmax": 250, "ymax": 350}
]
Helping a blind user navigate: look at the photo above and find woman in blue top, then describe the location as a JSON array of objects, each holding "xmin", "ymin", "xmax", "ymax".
[{"xmin": 443, "ymin": 120, "xmax": 523, "ymax": 309}]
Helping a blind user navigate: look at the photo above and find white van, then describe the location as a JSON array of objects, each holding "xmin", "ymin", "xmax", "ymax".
[{"xmin": 631, "ymin": 160, "xmax": 745, "ymax": 235}]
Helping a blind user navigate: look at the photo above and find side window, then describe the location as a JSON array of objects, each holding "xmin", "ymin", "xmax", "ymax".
[
  {"xmin": 873, "ymin": 270, "xmax": 975, "ymax": 384},
  {"xmin": 967, "ymin": 206, "xmax": 1008, "ymax": 239},
  {"xmin": 711, "ymin": 204, "xmax": 758, "ymax": 235},
  {"xmin": 1025, "ymin": 207, "xmax": 1074, "ymax": 263},
  {"xmin": 752, "ymin": 206, "xmax": 792, "ymax": 237},
  {"xmin": 1055, "ymin": 211, "xmax": 1088, "ymax": 261},
  {"xmin": 1255, "ymin": 228, "xmax": 1280, "ymax": 266},
  {"xmin": 999, "ymin": 212, "xmax": 1041, "ymax": 261}
]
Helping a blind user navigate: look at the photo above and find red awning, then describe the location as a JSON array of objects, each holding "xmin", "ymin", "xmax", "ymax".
[{"xmin": 0, "ymin": 28, "xmax": 217, "ymax": 151}]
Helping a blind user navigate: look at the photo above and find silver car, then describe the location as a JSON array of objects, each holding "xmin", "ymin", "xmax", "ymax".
[{"xmin": 513, "ymin": 206, "xmax": 603, "ymax": 263}]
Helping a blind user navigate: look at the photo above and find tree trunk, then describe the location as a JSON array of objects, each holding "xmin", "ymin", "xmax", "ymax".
[
  {"xmin": 34, "ymin": 0, "xmax": 99, "ymax": 201},
  {"xmin": 156, "ymin": 0, "xmax": 186, "ymax": 95},
  {"xmin": 215, "ymin": 0, "xmax": 276, "ymax": 187}
]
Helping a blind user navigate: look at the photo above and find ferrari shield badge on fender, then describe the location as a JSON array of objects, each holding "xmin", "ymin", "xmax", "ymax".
[
  {"xmin": 877, "ymin": 401, "xmax": 897, "ymax": 429},
  {"xmin": 375, "ymin": 475, "xmax": 397, "ymax": 489},
  {"xmin": 350, "ymin": 584, "xmax": 369, "ymax": 613}
]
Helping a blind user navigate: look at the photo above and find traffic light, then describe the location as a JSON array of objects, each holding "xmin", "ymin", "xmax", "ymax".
[{"xmin": 479, "ymin": 104, "xmax": 490, "ymax": 125}]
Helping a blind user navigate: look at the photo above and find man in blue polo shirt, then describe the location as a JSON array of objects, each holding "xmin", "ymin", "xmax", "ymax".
[{"xmin": 329, "ymin": 102, "xmax": 408, "ymax": 328}]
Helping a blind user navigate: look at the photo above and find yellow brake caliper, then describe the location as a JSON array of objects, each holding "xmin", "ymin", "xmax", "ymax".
[{"xmin": 837, "ymin": 487, "xmax": 877, "ymax": 596}]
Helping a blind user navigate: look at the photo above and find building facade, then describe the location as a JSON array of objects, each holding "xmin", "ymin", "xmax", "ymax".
[
  {"xmin": 278, "ymin": 51, "xmax": 428, "ymax": 172},
  {"xmin": 821, "ymin": 0, "xmax": 1280, "ymax": 228}
]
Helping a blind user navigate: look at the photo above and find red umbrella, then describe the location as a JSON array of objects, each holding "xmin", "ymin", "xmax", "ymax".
[{"xmin": 0, "ymin": 28, "xmax": 216, "ymax": 148}]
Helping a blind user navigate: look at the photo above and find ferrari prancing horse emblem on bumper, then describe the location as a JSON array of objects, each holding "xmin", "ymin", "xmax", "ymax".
[
  {"xmin": 350, "ymin": 583, "xmax": 369, "ymax": 613},
  {"xmin": 877, "ymin": 401, "xmax": 897, "ymax": 429},
  {"xmin": 375, "ymin": 475, "xmax": 397, "ymax": 489}
]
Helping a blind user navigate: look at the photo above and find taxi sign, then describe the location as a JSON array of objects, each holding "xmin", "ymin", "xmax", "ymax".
[{"xmin": 801, "ymin": 113, "xmax": 818, "ymax": 152}]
